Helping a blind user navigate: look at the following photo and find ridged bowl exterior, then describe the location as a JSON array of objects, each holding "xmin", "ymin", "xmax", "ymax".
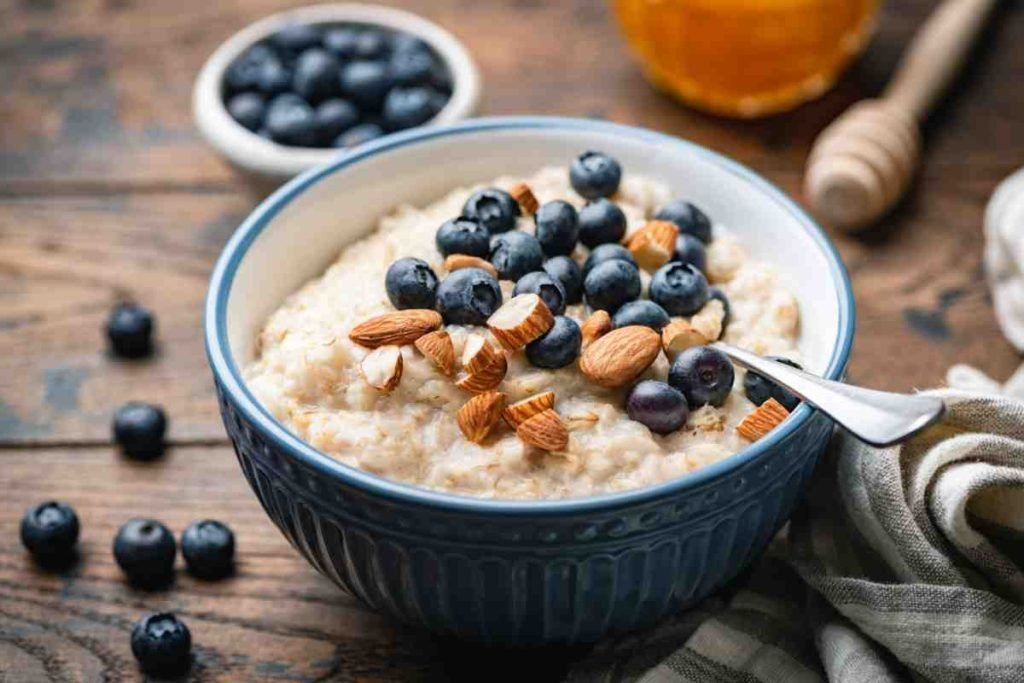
[{"xmin": 217, "ymin": 380, "xmax": 833, "ymax": 645}]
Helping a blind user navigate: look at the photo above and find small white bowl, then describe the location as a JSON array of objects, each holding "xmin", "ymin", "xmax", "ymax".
[{"xmin": 193, "ymin": 3, "xmax": 481, "ymax": 184}]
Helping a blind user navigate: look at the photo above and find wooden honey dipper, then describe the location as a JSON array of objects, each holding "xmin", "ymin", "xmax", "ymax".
[{"xmin": 805, "ymin": 0, "xmax": 998, "ymax": 231}]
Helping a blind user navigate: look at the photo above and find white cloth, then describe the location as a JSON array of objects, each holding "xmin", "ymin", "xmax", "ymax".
[{"xmin": 985, "ymin": 167, "xmax": 1024, "ymax": 352}]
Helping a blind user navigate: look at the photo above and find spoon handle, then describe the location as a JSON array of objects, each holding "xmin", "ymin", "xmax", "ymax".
[{"xmin": 715, "ymin": 343, "xmax": 946, "ymax": 448}]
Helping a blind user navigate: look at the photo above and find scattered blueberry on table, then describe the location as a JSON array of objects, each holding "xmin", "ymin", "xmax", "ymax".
[
  {"xmin": 113, "ymin": 518, "xmax": 177, "ymax": 588},
  {"xmin": 182, "ymin": 519, "xmax": 236, "ymax": 580},
  {"xmin": 626, "ymin": 380, "xmax": 689, "ymax": 434},
  {"xmin": 669, "ymin": 346, "xmax": 736, "ymax": 408},
  {"xmin": 113, "ymin": 402, "xmax": 167, "ymax": 461},
  {"xmin": 20, "ymin": 501, "xmax": 79, "ymax": 568},
  {"xmin": 744, "ymin": 357, "xmax": 803, "ymax": 411},
  {"xmin": 223, "ymin": 22, "xmax": 452, "ymax": 148},
  {"xmin": 106, "ymin": 302, "xmax": 154, "ymax": 359},
  {"xmin": 131, "ymin": 612, "xmax": 192, "ymax": 677}
]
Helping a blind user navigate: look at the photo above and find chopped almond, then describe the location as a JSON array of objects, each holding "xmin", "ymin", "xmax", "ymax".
[
  {"xmin": 457, "ymin": 391, "xmax": 506, "ymax": 443},
  {"xmin": 626, "ymin": 220, "xmax": 678, "ymax": 271},
  {"xmin": 502, "ymin": 391, "xmax": 556, "ymax": 428},
  {"xmin": 456, "ymin": 336, "xmax": 508, "ymax": 393},
  {"xmin": 516, "ymin": 409, "xmax": 568, "ymax": 451},
  {"xmin": 690, "ymin": 299, "xmax": 725, "ymax": 342},
  {"xmin": 510, "ymin": 182, "xmax": 539, "ymax": 215},
  {"xmin": 661, "ymin": 319, "xmax": 709, "ymax": 359},
  {"xmin": 359, "ymin": 345, "xmax": 403, "ymax": 392},
  {"xmin": 736, "ymin": 398, "xmax": 790, "ymax": 442},
  {"xmin": 414, "ymin": 330, "xmax": 455, "ymax": 376},
  {"xmin": 487, "ymin": 294, "xmax": 554, "ymax": 350},
  {"xmin": 444, "ymin": 254, "xmax": 498, "ymax": 278},
  {"xmin": 581, "ymin": 310, "xmax": 613, "ymax": 349},
  {"xmin": 349, "ymin": 310, "xmax": 442, "ymax": 348}
]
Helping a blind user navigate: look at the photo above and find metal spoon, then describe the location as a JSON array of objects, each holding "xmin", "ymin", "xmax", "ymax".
[{"xmin": 714, "ymin": 343, "xmax": 946, "ymax": 447}]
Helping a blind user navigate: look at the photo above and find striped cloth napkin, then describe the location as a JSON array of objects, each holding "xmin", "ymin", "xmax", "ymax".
[{"xmin": 566, "ymin": 391, "xmax": 1024, "ymax": 682}]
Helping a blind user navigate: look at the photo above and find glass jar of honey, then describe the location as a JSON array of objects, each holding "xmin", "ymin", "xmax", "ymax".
[{"xmin": 613, "ymin": 0, "xmax": 880, "ymax": 118}]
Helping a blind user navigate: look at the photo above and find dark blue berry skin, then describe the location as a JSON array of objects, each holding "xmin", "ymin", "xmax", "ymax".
[
  {"xmin": 584, "ymin": 259, "xmax": 641, "ymax": 313},
  {"xmin": 436, "ymin": 217, "xmax": 490, "ymax": 258},
  {"xmin": 391, "ymin": 32, "xmax": 429, "ymax": 55},
  {"xmin": 672, "ymin": 233, "xmax": 707, "ymax": 272},
  {"xmin": 271, "ymin": 24, "xmax": 323, "ymax": 58},
  {"xmin": 106, "ymin": 303, "xmax": 154, "ymax": 359},
  {"xmin": 385, "ymin": 257, "xmax": 438, "ymax": 310},
  {"xmin": 334, "ymin": 122, "xmax": 384, "ymax": 148},
  {"xmin": 535, "ymin": 200, "xmax": 580, "ymax": 257},
  {"xmin": 131, "ymin": 613, "xmax": 192, "ymax": 677},
  {"xmin": 113, "ymin": 519, "xmax": 177, "ymax": 588},
  {"xmin": 227, "ymin": 93, "xmax": 266, "ymax": 132},
  {"xmin": 626, "ymin": 380, "xmax": 689, "ymax": 434},
  {"xmin": 582, "ymin": 243, "xmax": 636, "ymax": 278},
  {"xmin": 526, "ymin": 316, "xmax": 581, "ymax": 369},
  {"xmin": 513, "ymin": 271, "xmax": 566, "ymax": 316},
  {"xmin": 113, "ymin": 402, "xmax": 167, "ymax": 460},
  {"xmin": 390, "ymin": 48, "xmax": 436, "ymax": 85},
  {"xmin": 489, "ymin": 231, "xmax": 544, "ymax": 282},
  {"xmin": 256, "ymin": 58, "xmax": 292, "ymax": 95},
  {"xmin": 435, "ymin": 267, "xmax": 502, "ymax": 326},
  {"xmin": 266, "ymin": 94, "xmax": 320, "ymax": 146},
  {"xmin": 570, "ymin": 151, "xmax": 622, "ymax": 199},
  {"xmin": 744, "ymin": 357, "xmax": 802, "ymax": 411},
  {"xmin": 543, "ymin": 256, "xmax": 583, "ymax": 305},
  {"xmin": 578, "ymin": 199, "xmax": 627, "ymax": 248},
  {"xmin": 314, "ymin": 99, "xmax": 359, "ymax": 140},
  {"xmin": 21, "ymin": 501, "xmax": 79, "ymax": 567},
  {"xmin": 224, "ymin": 44, "xmax": 279, "ymax": 93},
  {"xmin": 709, "ymin": 287, "xmax": 731, "ymax": 329},
  {"xmin": 181, "ymin": 520, "xmax": 235, "ymax": 580},
  {"xmin": 463, "ymin": 188, "xmax": 520, "ymax": 235},
  {"xmin": 292, "ymin": 49, "xmax": 341, "ymax": 103},
  {"xmin": 650, "ymin": 262, "xmax": 709, "ymax": 316},
  {"xmin": 612, "ymin": 300, "xmax": 670, "ymax": 331},
  {"xmin": 669, "ymin": 346, "xmax": 735, "ymax": 408},
  {"xmin": 323, "ymin": 27, "xmax": 360, "ymax": 58},
  {"xmin": 340, "ymin": 61, "xmax": 393, "ymax": 109},
  {"xmin": 354, "ymin": 30, "xmax": 389, "ymax": 59},
  {"xmin": 655, "ymin": 200, "xmax": 713, "ymax": 243},
  {"xmin": 382, "ymin": 86, "xmax": 440, "ymax": 130}
]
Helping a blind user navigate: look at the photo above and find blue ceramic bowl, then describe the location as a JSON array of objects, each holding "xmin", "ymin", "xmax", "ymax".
[{"xmin": 205, "ymin": 116, "xmax": 854, "ymax": 645}]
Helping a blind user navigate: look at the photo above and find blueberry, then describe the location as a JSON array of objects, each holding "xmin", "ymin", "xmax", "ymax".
[
  {"xmin": 340, "ymin": 60, "xmax": 393, "ymax": 109},
  {"xmin": 584, "ymin": 259, "xmax": 641, "ymax": 313},
  {"xmin": 256, "ymin": 58, "xmax": 292, "ymax": 95},
  {"xmin": 292, "ymin": 48, "xmax": 341, "ymax": 103},
  {"xmin": 113, "ymin": 402, "xmax": 167, "ymax": 460},
  {"xmin": 20, "ymin": 501, "xmax": 79, "ymax": 567},
  {"xmin": 265, "ymin": 94, "xmax": 320, "ymax": 146},
  {"xmin": 650, "ymin": 262, "xmax": 709, "ymax": 316},
  {"xmin": 744, "ymin": 357, "xmax": 802, "ymax": 411},
  {"xmin": 271, "ymin": 23, "xmax": 322, "ymax": 57},
  {"xmin": 385, "ymin": 257, "xmax": 438, "ymax": 309},
  {"xmin": 354, "ymin": 30, "xmax": 389, "ymax": 59},
  {"xmin": 543, "ymin": 256, "xmax": 583, "ymax": 305},
  {"xmin": 534, "ymin": 200, "xmax": 580, "ymax": 257},
  {"xmin": 513, "ymin": 271, "xmax": 566, "ymax": 316},
  {"xmin": 709, "ymin": 286, "xmax": 731, "ymax": 329},
  {"xmin": 113, "ymin": 519, "xmax": 177, "ymax": 587},
  {"xmin": 334, "ymin": 122, "xmax": 384, "ymax": 148},
  {"xmin": 131, "ymin": 612, "xmax": 192, "ymax": 677},
  {"xmin": 462, "ymin": 188, "xmax": 520, "ymax": 235},
  {"xmin": 106, "ymin": 302, "xmax": 154, "ymax": 359},
  {"xmin": 626, "ymin": 380, "xmax": 689, "ymax": 434},
  {"xmin": 181, "ymin": 520, "xmax": 235, "ymax": 580},
  {"xmin": 227, "ymin": 93, "xmax": 265, "ymax": 132},
  {"xmin": 323, "ymin": 27, "xmax": 360, "ymax": 58},
  {"xmin": 435, "ymin": 267, "xmax": 502, "ymax": 326},
  {"xmin": 314, "ymin": 98, "xmax": 359, "ymax": 140},
  {"xmin": 655, "ymin": 200, "xmax": 712, "ymax": 243},
  {"xmin": 391, "ymin": 32, "xmax": 429, "ymax": 54},
  {"xmin": 668, "ymin": 346, "xmax": 735, "ymax": 408},
  {"xmin": 382, "ymin": 86, "xmax": 440, "ymax": 130},
  {"xmin": 672, "ymin": 233, "xmax": 707, "ymax": 272},
  {"xmin": 612, "ymin": 300, "xmax": 670, "ymax": 331},
  {"xmin": 525, "ymin": 316, "xmax": 582, "ymax": 369},
  {"xmin": 569, "ymin": 151, "xmax": 622, "ymax": 199},
  {"xmin": 224, "ymin": 44, "xmax": 279, "ymax": 93},
  {"xmin": 390, "ymin": 48, "xmax": 436, "ymax": 85},
  {"xmin": 578, "ymin": 199, "xmax": 627, "ymax": 248},
  {"xmin": 435, "ymin": 217, "xmax": 490, "ymax": 258},
  {"xmin": 582, "ymin": 243, "xmax": 636, "ymax": 278},
  {"xmin": 489, "ymin": 231, "xmax": 544, "ymax": 281}
]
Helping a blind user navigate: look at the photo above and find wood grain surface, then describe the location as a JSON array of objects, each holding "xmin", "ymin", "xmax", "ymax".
[{"xmin": 1, "ymin": 0, "xmax": 1022, "ymax": 679}]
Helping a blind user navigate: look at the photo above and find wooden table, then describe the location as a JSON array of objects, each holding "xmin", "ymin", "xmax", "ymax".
[{"xmin": 1, "ymin": 0, "xmax": 1021, "ymax": 679}]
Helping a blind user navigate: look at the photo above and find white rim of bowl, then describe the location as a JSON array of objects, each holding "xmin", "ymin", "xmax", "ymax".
[{"xmin": 192, "ymin": 3, "xmax": 482, "ymax": 178}]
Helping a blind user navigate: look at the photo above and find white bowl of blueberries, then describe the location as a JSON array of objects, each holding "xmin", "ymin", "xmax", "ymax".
[{"xmin": 193, "ymin": 3, "xmax": 481, "ymax": 183}]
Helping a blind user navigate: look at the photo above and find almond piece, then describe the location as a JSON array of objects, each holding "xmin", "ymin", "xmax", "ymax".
[
  {"xmin": 626, "ymin": 220, "xmax": 678, "ymax": 271},
  {"xmin": 457, "ymin": 391, "xmax": 507, "ymax": 444},
  {"xmin": 359, "ymin": 345, "xmax": 403, "ymax": 392},
  {"xmin": 690, "ymin": 299, "xmax": 725, "ymax": 342},
  {"xmin": 502, "ymin": 391, "xmax": 556, "ymax": 428},
  {"xmin": 661, "ymin": 319, "xmax": 709, "ymax": 359},
  {"xmin": 444, "ymin": 254, "xmax": 498, "ymax": 278},
  {"xmin": 516, "ymin": 409, "xmax": 568, "ymax": 451},
  {"xmin": 510, "ymin": 182, "xmax": 539, "ymax": 215},
  {"xmin": 455, "ymin": 370, "xmax": 506, "ymax": 393},
  {"xmin": 456, "ymin": 335, "xmax": 508, "ymax": 392},
  {"xmin": 349, "ymin": 309, "xmax": 442, "ymax": 348},
  {"xmin": 414, "ymin": 329, "xmax": 455, "ymax": 376},
  {"xmin": 736, "ymin": 398, "xmax": 790, "ymax": 442},
  {"xmin": 565, "ymin": 411, "xmax": 599, "ymax": 431},
  {"xmin": 581, "ymin": 310, "xmax": 613, "ymax": 349},
  {"xmin": 487, "ymin": 293, "xmax": 555, "ymax": 350},
  {"xmin": 579, "ymin": 325, "xmax": 661, "ymax": 388}
]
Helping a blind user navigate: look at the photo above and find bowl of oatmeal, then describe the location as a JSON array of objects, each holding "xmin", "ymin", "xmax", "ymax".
[{"xmin": 206, "ymin": 117, "xmax": 854, "ymax": 644}]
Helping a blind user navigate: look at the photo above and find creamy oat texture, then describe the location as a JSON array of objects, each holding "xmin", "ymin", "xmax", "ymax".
[{"xmin": 244, "ymin": 167, "xmax": 800, "ymax": 499}]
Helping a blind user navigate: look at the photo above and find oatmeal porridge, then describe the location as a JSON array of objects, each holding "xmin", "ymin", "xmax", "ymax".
[{"xmin": 244, "ymin": 155, "xmax": 801, "ymax": 500}]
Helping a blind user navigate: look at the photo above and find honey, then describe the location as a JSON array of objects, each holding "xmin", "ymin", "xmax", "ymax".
[{"xmin": 613, "ymin": 0, "xmax": 880, "ymax": 118}]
